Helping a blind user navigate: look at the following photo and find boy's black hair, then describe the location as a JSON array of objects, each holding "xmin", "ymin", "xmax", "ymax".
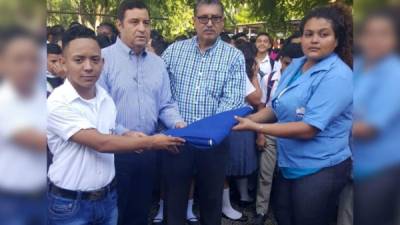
[
  {"xmin": 279, "ymin": 43, "xmax": 304, "ymax": 59},
  {"xmin": 62, "ymin": 26, "xmax": 98, "ymax": 50},
  {"xmin": 47, "ymin": 43, "xmax": 62, "ymax": 55}
]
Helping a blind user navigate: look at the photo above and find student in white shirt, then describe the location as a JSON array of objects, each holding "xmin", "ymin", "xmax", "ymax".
[
  {"xmin": 0, "ymin": 27, "xmax": 47, "ymax": 225},
  {"xmin": 47, "ymin": 26, "xmax": 184, "ymax": 225},
  {"xmin": 255, "ymin": 32, "xmax": 281, "ymax": 79}
]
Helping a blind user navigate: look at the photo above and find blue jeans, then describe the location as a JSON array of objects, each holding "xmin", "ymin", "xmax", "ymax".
[{"xmin": 47, "ymin": 189, "xmax": 118, "ymax": 225}]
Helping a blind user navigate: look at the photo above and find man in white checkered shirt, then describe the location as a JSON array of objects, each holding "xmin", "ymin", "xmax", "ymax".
[{"xmin": 161, "ymin": 1, "xmax": 247, "ymax": 225}]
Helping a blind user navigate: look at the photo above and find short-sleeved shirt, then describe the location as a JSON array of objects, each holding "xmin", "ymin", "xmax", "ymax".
[
  {"xmin": 47, "ymin": 79, "xmax": 116, "ymax": 191},
  {"xmin": 271, "ymin": 53, "xmax": 353, "ymax": 168}
]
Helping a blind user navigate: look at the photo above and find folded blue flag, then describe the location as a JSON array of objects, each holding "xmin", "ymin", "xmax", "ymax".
[{"xmin": 164, "ymin": 106, "xmax": 253, "ymax": 149}]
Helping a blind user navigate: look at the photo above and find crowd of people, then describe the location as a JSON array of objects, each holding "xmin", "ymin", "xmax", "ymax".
[{"xmin": 1, "ymin": 0, "xmax": 400, "ymax": 225}]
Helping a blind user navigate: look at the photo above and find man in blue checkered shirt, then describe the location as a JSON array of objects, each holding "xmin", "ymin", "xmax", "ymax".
[{"xmin": 161, "ymin": 1, "xmax": 247, "ymax": 225}]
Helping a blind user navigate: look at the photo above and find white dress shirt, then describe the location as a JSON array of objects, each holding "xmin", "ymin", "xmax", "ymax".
[
  {"xmin": 0, "ymin": 81, "xmax": 47, "ymax": 192},
  {"xmin": 47, "ymin": 79, "xmax": 116, "ymax": 191}
]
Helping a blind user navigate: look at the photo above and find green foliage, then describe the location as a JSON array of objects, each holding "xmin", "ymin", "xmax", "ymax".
[{"xmin": 47, "ymin": 0, "xmax": 352, "ymax": 41}]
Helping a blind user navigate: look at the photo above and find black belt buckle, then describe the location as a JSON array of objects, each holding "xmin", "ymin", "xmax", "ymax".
[{"xmin": 87, "ymin": 190, "xmax": 105, "ymax": 200}]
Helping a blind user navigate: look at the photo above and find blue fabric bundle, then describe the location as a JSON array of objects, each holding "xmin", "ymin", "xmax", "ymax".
[{"xmin": 164, "ymin": 106, "xmax": 253, "ymax": 149}]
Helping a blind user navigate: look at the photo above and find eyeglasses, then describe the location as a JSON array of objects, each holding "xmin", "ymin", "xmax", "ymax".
[{"xmin": 196, "ymin": 15, "xmax": 223, "ymax": 24}]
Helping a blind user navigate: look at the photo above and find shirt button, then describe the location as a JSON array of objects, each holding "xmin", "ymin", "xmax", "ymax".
[
  {"xmin": 196, "ymin": 85, "xmax": 200, "ymax": 90},
  {"xmin": 199, "ymin": 72, "xmax": 202, "ymax": 76}
]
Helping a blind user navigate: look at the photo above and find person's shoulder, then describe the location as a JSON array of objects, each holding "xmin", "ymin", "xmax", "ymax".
[
  {"xmin": 330, "ymin": 56, "xmax": 353, "ymax": 79},
  {"xmin": 146, "ymin": 51, "xmax": 165, "ymax": 65},
  {"xmin": 167, "ymin": 38, "xmax": 192, "ymax": 51},
  {"xmin": 101, "ymin": 42, "xmax": 118, "ymax": 57},
  {"xmin": 47, "ymin": 83, "xmax": 69, "ymax": 110}
]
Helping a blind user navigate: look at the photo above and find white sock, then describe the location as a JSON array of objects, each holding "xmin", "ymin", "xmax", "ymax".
[
  {"xmin": 186, "ymin": 199, "xmax": 197, "ymax": 220},
  {"xmin": 153, "ymin": 199, "xmax": 164, "ymax": 221},
  {"xmin": 222, "ymin": 188, "xmax": 242, "ymax": 220},
  {"xmin": 236, "ymin": 178, "xmax": 253, "ymax": 202}
]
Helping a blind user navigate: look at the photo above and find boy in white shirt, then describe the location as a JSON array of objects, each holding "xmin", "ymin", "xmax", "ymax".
[{"xmin": 47, "ymin": 26, "xmax": 184, "ymax": 225}]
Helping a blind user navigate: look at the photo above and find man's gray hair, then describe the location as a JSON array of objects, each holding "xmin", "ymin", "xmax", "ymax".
[{"xmin": 194, "ymin": 0, "xmax": 224, "ymax": 16}]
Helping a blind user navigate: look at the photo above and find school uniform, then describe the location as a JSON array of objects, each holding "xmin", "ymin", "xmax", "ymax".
[
  {"xmin": 271, "ymin": 53, "xmax": 353, "ymax": 225},
  {"xmin": 47, "ymin": 79, "xmax": 119, "ymax": 225}
]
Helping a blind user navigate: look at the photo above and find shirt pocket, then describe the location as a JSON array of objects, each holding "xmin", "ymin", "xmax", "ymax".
[
  {"xmin": 205, "ymin": 69, "xmax": 228, "ymax": 98},
  {"xmin": 48, "ymin": 193, "xmax": 80, "ymax": 220}
]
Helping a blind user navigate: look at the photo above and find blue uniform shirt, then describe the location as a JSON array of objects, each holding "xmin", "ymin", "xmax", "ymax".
[
  {"xmin": 353, "ymin": 55, "xmax": 400, "ymax": 179},
  {"xmin": 272, "ymin": 53, "xmax": 353, "ymax": 169}
]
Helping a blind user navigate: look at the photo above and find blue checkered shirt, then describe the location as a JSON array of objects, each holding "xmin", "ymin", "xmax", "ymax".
[{"xmin": 162, "ymin": 36, "xmax": 247, "ymax": 124}]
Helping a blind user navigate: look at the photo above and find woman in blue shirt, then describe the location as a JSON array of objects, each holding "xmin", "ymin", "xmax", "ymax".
[
  {"xmin": 233, "ymin": 4, "xmax": 353, "ymax": 225},
  {"xmin": 352, "ymin": 7, "xmax": 400, "ymax": 225}
]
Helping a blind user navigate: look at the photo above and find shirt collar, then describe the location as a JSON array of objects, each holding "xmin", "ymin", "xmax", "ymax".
[
  {"xmin": 292, "ymin": 52, "xmax": 339, "ymax": 76},
  {"xmin": 63, "ymin": 79, "xmax": 107, "ymax": 105},
  {"xmin": 192, "ymin": 36, "xmax": 221, "ymax": 55},
  {"xmin": 260, "ymin": 54, "xmax": 270, "ymax": 63},
  {"xmin": 46, "ymin": 71, "xmax": 56, "ymax": 78},
  {"xmin": 115, "ymin": 37, "xmax": 147, "ymax": 58}
]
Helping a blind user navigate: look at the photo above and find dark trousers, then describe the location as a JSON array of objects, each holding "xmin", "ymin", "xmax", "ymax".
[
  {"xmin": 354, "ymin": 165, "xmax": 400, "ymax": 225},
  {"xmin": 273, "ymin": 158, "xmax": 351, "ymax": 225},
  {"xmin": 115, "ymin": 151, "xmax": 157, "ymax": 225},
  {"xmin": 162, "ymin": 144, "xmax": 229, "ymax": 225}
]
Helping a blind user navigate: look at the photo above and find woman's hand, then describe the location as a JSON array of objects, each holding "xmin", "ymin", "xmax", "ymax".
[{"xmin": 233, "ymin": 116, "xmax": 260, "ymax": 132}]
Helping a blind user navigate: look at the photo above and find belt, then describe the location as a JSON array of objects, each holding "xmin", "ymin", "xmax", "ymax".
[{"xmin": 48, "ymin": 179, "xmax": 116, "ymax": 201}]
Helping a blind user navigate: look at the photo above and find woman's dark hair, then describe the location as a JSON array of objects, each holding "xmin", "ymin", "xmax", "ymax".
[
  {"xmin": 300, "ymin": 3, "xmax": 353, "ymax": 67},
  {"xmin": 358, "ymin": 6, "xmax": 400, "ymax": 54},
  {"xmin": 234, "ymin": 39, "xmax": 257, "ymax": 79},
  {"xmin": 255, "ymin": 32, "xmax": 273, "ymax": 53}
]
